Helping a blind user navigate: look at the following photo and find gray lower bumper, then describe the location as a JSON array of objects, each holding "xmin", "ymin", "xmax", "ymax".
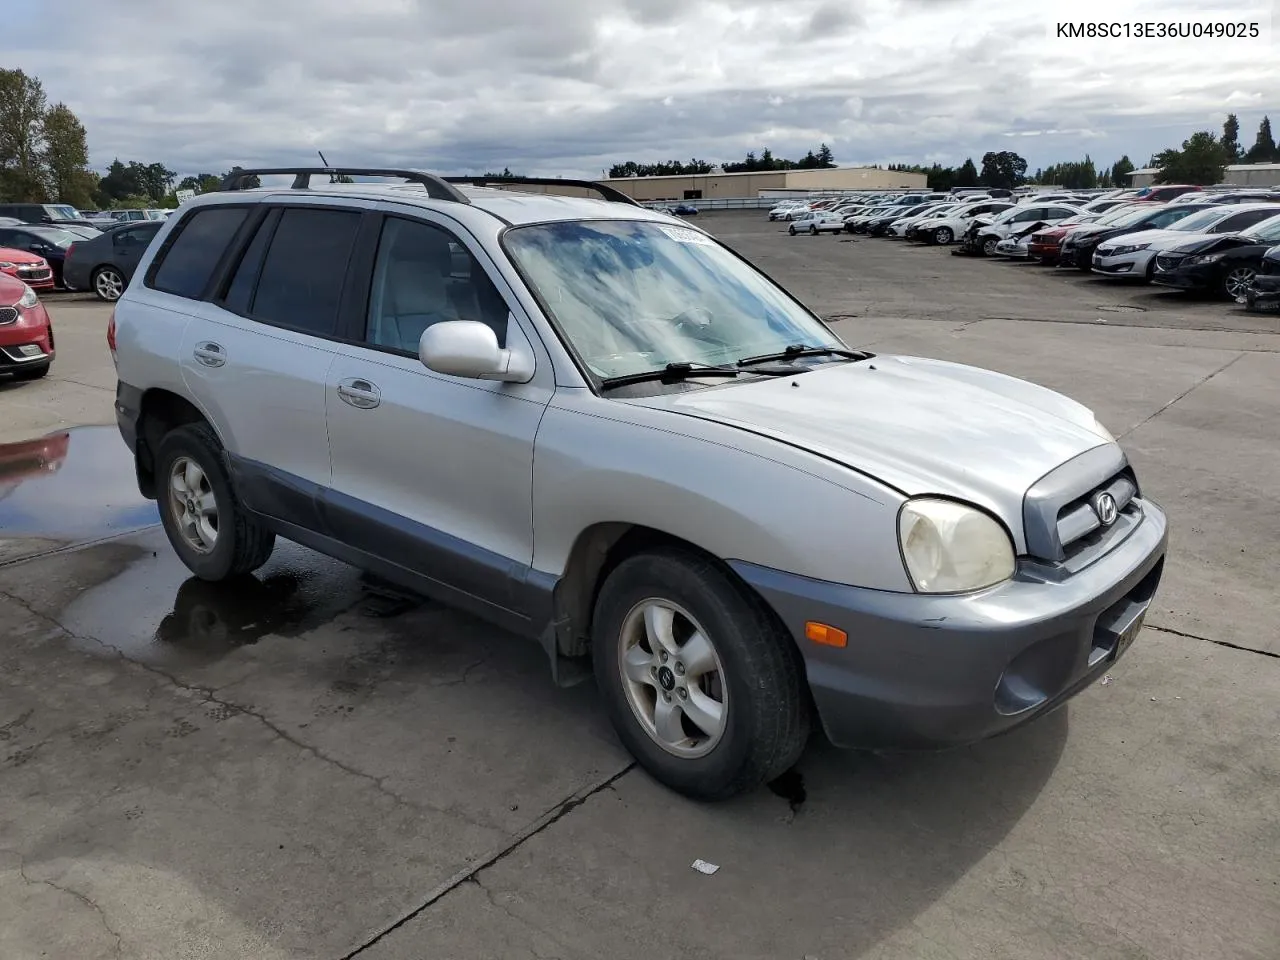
[{"xmin": 731, "ymin": 500, "xmax": 1168, "ymax": 750}]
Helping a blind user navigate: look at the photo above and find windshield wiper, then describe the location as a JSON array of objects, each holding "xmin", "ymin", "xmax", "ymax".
[
  {"xmin": 599, "ymin": 362, "xmax": 741, "ymax": 390},
  {"xmin": 737, "ymin": 343, "xmax": 870, "ymax": 367}
]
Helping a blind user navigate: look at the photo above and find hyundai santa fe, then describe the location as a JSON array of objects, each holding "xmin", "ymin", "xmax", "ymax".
[{"xmin": 110, "ymin": 167, "xmax": 1168, "ymax": 800}]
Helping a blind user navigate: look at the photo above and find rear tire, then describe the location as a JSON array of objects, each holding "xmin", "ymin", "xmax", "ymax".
[
  {"xmin": 592, "ymin": 550, "xmax": 810, "ymax": 801},
  {"xmin": 92, "ymin": 265, "xmax": 125, "ymax": 302},
  {"xmin": 155, "ymin": 423, "xmax": 275, "ymax": 581},
  {"xmin": 788, "ymin": 225, "xmax": 796, "ymax": 236},
  {"xmin": 809, "ymin": 225, "xmax": 818, "ymax": 236}
]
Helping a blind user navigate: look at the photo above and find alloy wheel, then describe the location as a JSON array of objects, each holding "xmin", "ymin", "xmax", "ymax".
[
  {"xmin": 168, "ymin": 456, "xmax": 219, "ymax": 554},
  {"xmin": 617, "ymin": 598, "xmax": 727, "ymax": 759},
  {"xmin": 1224, "ymin": 266, "xmax": 1256, "ymax": 300},
  {"xmin": 94, "ymin": 267, "xmax": 124, "ymax": 301}
]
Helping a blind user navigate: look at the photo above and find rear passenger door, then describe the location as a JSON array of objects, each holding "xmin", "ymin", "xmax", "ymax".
[
  {"xmin": 164, "ymin": 200, "xmax": 367, "ymax": 516},
  {"xmin": 323, "ymin": 210, "xmax": 554, "ymax": 618}
]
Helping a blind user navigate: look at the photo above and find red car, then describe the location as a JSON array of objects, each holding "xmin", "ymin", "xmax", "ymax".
[
  {"xmin": 0, "ymin": 246, "xmax": 55, "ymax": 292},
  {"xmin": 1028, "ymin": 225, "xmax": 1075, "ymax": 264},
  {"xmin": 0, "ymin": 271, "xmax": 54, "ymax": 380}
]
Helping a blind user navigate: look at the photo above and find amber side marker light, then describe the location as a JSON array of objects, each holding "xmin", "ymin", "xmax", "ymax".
[{"xmin": 805, "ymin": 621, "xmax": 847, "ymax": 648}]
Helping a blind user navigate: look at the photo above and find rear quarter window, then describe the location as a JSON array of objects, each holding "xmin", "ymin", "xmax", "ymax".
[{"xmin": 148, "ymin": 207, "xmax": 250, "ymax": 300}]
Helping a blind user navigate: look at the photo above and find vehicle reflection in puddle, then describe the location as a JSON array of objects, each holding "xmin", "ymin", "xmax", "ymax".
[
  {"xmin": 0, "ymin": 426, "xmax": 158, "ymax": 541},
  {"xmin": 59, "ymin": 536, "xmax": 417, "ymax": 668}
]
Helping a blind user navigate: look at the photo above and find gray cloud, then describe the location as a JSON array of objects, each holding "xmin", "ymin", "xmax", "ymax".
[{"xmin": 7, "ymin": 0, "xmax": 1276, "ymax": 181}]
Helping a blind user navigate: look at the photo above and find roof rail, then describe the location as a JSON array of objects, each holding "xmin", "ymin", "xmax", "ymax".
[
  {"xmin": 443, "ymin": 176, "xmax": 642, "ymax": 207},
  {"xmin": 216, "ymin": 167, "xmax": 470, "ymax": 204}
]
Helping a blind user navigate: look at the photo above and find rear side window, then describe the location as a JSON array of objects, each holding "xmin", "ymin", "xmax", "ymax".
[
  {"xmin": 250, "ymin": 208, "xmax": 361, "ymax": 337},
  {"xmin": 150, "ymin": 207, "xmax": 249, "ymax": 299}
]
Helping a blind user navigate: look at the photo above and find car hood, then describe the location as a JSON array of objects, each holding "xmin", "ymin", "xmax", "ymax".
[
  {"xmin": 0, "ymin": 247, "xmax": 44, "ymax": 264},
  {"xmin": 1101, "ymin": 227, "xmax": 1210, "ymax": 251},
  {"xmin": 627, "ymin": 355, "xmax": 1111, "ymax": 541},
  {"xmin": 1165, "ymin": 233, "xmax": 1271, "ymax": 255}
]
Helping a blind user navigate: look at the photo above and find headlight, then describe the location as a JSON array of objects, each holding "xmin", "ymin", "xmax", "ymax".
[
  {"xmin": 898, "ymin": 498, "xmax": 1015, "ymax": 593},
  {"xmin": 0, "ymin": 261, "xmax": 15, "ymax": 269},
  {"xmin": 1113, "ymin": 243, "xmax": 1149, "ymax": 255},
  {"xmin": 16, "ymin": 285, "xmax": 38, "ymax": 309},
  {"xmin": 1183, "ymin": 252, "xmax": 1225, "ymax": 266}
]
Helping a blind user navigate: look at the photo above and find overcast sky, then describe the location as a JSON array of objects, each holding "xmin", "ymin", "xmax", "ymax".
[{"xmin": 10, "ymin": 0, "xmax": 1278, "ymax": 180}]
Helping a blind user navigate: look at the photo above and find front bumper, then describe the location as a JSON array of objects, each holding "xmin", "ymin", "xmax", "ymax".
[
  {"xmin": 1029, "ymin": 243, "xmax": 1061, "ymax": 262},
  {"xmin": 731, "ymin": 499, "xmax": 1168, "ymax": 750},
  {"xmin": 1246, "ymin": 272, "xmax": 1280, "ymax": 307},
  {"xmin": 1092, "ymin": 249, "xmax": 1154, "ymax": 277},
  {"xmin": 1151, "ymin": 261, "xmax": 1213, "ymax": 291},
  {"xmin": 0, "ymin": 302, "xmax": 54, "ymax": 370}
]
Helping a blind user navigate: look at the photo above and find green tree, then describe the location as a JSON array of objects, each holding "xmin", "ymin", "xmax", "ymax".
[
  {"xmin": 1222, "ymin": 113, "xmax": 1242, "ymax": 162},
  {"xmin": 178, "ymin": 173, "xmax": 223, "ymax": 194},
  {"xmin": 40, "ymin": 102, "xmax": 95, "ymax": 207},
  {"xmin": 816, "ymin": 143, "xmax": 835, "ymax": 167},
  {"xmin": 1244, "ymin": 116, "xmax": 1276, "ymax": 163},
  {"xmin": 954, "ymin": 158, "xmax": 979, "ymax": 187},
  {"xmin": 979, "ymin": 150, "xmax": 1027, "ymax": 189},
  {"xmin": 0, "ymin": 68, "xmax": 49, "ymax": 201},
  {"xmin": 1153, "ymin": 131, "xmax": 1229, "ymax": 185},
  {"xmin": 1110, "ymin": 155, "xmax": 1135, "ymax": 187}
]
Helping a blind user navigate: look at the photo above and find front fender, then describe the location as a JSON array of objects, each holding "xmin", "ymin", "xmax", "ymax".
[{"xmin": 531, "ymin": 393, "xmax": 911, "ymax": 592}]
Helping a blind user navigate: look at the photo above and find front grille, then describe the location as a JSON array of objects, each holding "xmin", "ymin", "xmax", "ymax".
[
  {"xmin": 0, "ymin": 306, "xmax": 18, "ymax": 325},
  {"xmin": 1055, "ymin": 470, "xmax": 1139, "ymax": 558},
  {"xmin": 1023, "ymin": 445, "xmax": 1141, "ymax": 567},
  {"xmin": 1155, "ymin": 255, "xmax": 1182, "ymax": 272},
  {"xmin": 18, "ymin": 267, "xmax": 50, "ymax": 279}
]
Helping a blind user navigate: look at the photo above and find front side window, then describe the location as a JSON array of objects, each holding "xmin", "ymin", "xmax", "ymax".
[
  {"xmin": 504, "ymin": 219, "xmax": 842, "ymax": 380},
  {"xmin": 150, "ymin": 207, "xmax": 249, "ymax": 299},
  {"xmin": 364, "ymin": 217, "xmax": 509, "ymax": 354}
]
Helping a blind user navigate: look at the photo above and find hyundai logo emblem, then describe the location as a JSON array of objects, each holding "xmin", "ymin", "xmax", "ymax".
[{"xmin": 1093, "ymin": 492, "xmax": 1118, "ymax": 526}]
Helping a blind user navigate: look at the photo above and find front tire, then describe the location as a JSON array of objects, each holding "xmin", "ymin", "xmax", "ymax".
[
  {"xmin": 592, "ymin": 550, "xmax": 810, "ymax": 801},
  {"xmin": 155, "ymin": 423, "xmax": 275, "ymax": 581},
  {"xmin": 809, "ymin": 225, "xmax": 818, "ymax": 236},
  {"xmin": 981, "ymin": 236, "xmax": 999, "ymax": 257},
  {"xmin": 1222, "ymin": 265, "xmax": 1256, "ymax": 301},
  {"xmin": 934, "ymin": 226, "xmax": 953, "ymax": 245}
]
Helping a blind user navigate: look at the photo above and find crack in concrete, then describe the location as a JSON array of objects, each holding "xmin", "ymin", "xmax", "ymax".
[
  {"xmin": 1118, "ymin": 352, "xmax": 1247, "ymax": 439},
  {"xmin": 339, "ymin": 763, "xmax": 635, "ymax": 960},
  {"xmin": 1147, "ymin": 623, "xmax": 1279, "ymax": 660},
  {"xmin": 17, "ymin": 857, "xmax": 123, "ymax": 958},
  {"xmin": 0, "ymin": 588, "xmax": 496, "ymax": 832}
]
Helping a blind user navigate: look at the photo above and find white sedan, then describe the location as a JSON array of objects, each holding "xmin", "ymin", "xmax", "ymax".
[{"xmin": 788, "ymin": 210, "xmax": 846, "ymax": 235}]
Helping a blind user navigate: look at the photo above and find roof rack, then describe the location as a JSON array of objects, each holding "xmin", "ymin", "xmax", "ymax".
[
  {"xmin": 216, "ymin": 167, "xmax": 470, "ymax": 204},
  {"xmin": 443, "ymin": 176, "xmax": 641, "ymax": 207}
]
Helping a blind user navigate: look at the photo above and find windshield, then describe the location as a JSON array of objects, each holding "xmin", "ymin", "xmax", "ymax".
[
  {"xmin": 504, "ymin": 219, "xmax": 844, "ymax": 380},
  {"xmin": 1241, "ymin": 214, "xmax": 1280, "ymax": 241},
  {"xmin": 26, "ymin": 228, "xmax": 80, "ymax": 247},
  {"xmin": 46, "ymin": 205, "xmax": 80, "ymax": 220},
  {"xmin": 1168, "ymin": 208, "xmax": 1231, "ymax": 232}
]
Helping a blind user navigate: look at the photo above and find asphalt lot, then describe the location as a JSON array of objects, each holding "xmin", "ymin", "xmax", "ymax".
[{"xmin": 2, "ymin": 211, "xmax": 1277, "ymax": 960}]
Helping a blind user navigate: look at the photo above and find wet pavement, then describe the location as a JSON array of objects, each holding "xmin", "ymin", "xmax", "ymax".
[{"xmin": 1, "ymin": 214, "xmax": 1278, "ymax": 960}]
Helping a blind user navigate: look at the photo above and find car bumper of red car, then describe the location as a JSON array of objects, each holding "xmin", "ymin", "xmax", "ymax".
[{"xmin": 0, "ymin": 299, "xmax": 55, "ymax": 371}]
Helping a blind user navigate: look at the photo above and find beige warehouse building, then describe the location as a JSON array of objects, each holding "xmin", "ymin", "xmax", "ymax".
[
  {"xmin": 1128, "ymin": 162, "xmax": 1280, "ymax": 188},
  {"xmin": 598, "ymin": 166, "xmax": 928, "ymax": 201}
]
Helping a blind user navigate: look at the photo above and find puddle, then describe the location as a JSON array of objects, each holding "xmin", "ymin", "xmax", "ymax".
[
  {"xmin": 0, "ymin": 426, "xmax": 158, "ymax": 542},
  {"xmin": 59, "ymin": 536, "xmax": 405, "ymax": 668}
]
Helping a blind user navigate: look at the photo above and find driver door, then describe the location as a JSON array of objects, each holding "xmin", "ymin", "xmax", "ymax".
[{"xmin": 324, "ymin": 210, "xmax": 554, "ymax": 617}]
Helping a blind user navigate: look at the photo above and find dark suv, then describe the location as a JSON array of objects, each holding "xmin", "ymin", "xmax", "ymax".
[{"xmin": 0, "ymin": 203, "xmax": 99, "ymax": 229}]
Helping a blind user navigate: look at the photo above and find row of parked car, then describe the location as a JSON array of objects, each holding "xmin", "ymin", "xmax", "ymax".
[
  {"xmin": 771, "ymin": 186, "xmax": 1280, "ymax": 308},
  {"xmin": 0, "ymin": 205, "xmax": 167, "ymax": 301}
]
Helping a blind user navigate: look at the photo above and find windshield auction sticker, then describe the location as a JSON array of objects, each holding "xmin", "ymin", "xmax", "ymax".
[{"xmin": 660, "ymin": 226, "xmax": 714, "ymax": 245}]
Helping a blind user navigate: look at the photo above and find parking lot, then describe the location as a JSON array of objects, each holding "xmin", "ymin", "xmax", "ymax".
[{"xmin": 2, "ymin": 210, "xmax": 1277, "ymax": 959}]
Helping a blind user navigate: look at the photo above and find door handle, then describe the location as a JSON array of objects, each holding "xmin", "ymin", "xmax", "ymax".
[
  {"xmin": 337, "ymin": 378, "xmax": 381, "ymax": 409},
  {"xmin": 193, "ymin": 341, "xmax": 225, "ymax": 367}
]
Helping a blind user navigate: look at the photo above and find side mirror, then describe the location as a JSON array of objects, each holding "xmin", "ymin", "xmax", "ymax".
[{"xmin": 419, "ymin": 320, "xmax": 534, "ymax": 383}]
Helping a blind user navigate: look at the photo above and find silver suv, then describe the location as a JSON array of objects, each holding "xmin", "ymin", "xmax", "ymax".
[{"xmin": 110, "ymin": 167, "xmax": 1168, "ymax": 800}]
